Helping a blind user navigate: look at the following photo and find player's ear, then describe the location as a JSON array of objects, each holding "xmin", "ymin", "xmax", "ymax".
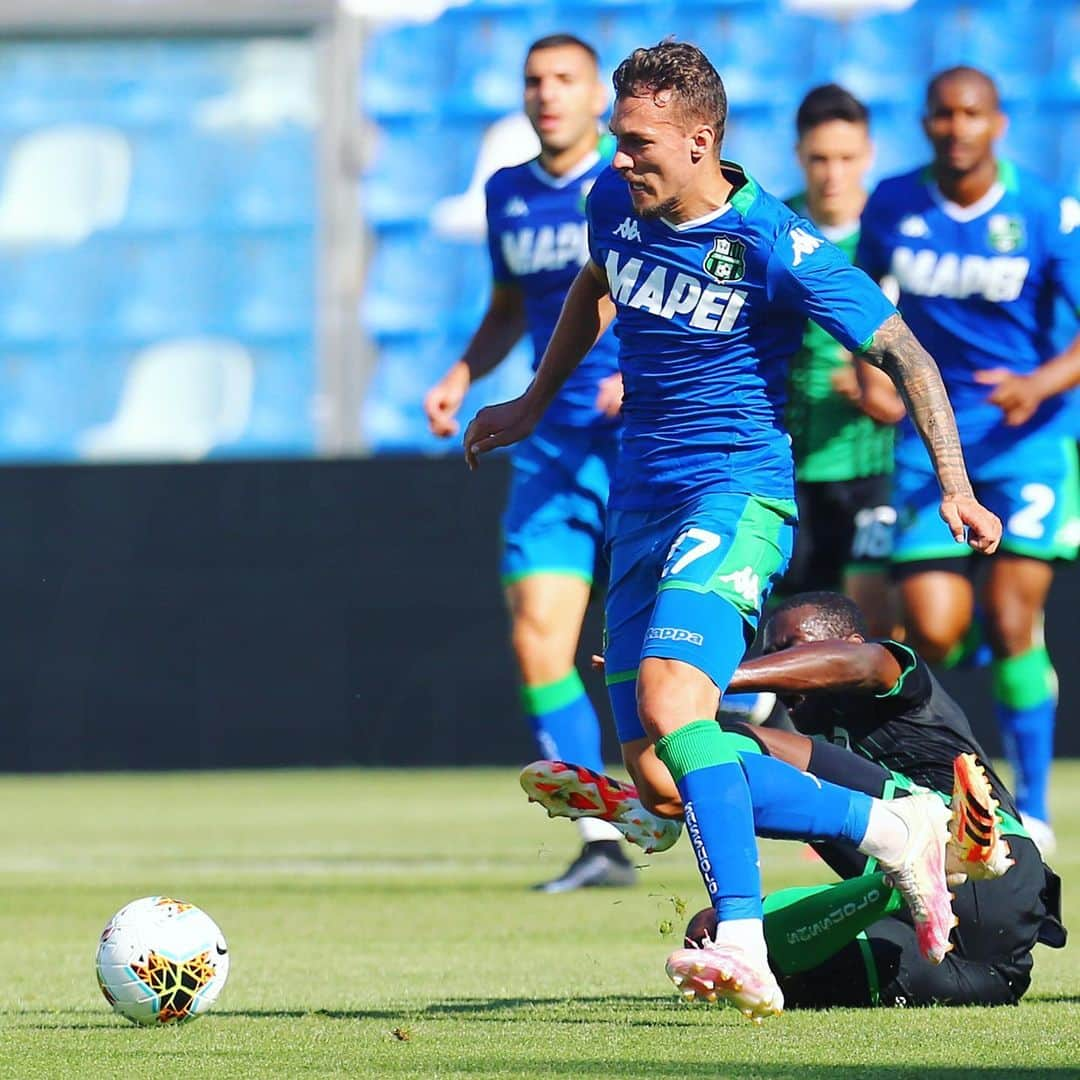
[
  {"xmin": 690, "ymin": 124, "xmax": 715, "ymax": 162},
  {"xmin": 992, "ymin": 110, "xmax": 1008, "ymax": 142}
]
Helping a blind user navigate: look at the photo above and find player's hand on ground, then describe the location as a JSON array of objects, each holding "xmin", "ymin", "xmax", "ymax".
[
  {"xmin": 974, "ymin": 368, "xmax": 1045, "ymax": 427},
  {"xmin": 463, "ymin": 395, "xmax": 539, "ymax": 470},
  {"xmin": 595, "ymin": 372, "xmax": 624, "ymax": 418},
  {"xmin": 939, "ymin": 493, "xmax": 1002, "ymax": 554},
  {"xmin": 423, "ymin": 363, "xmax": 471, "ymax": 438}
]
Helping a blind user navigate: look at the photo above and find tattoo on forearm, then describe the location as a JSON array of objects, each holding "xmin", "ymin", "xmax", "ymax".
[{"xmin": 862, "ymin": 314, "xmax": 973, "ymax": 497}]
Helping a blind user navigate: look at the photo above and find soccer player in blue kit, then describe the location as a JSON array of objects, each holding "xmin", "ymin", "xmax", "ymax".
[
  {"xmin": 424, "ymin": 35, "xmax": 636, "ymax": 892},
  {"xmin": 464, "ymin": 42, "xmax": 1001, "ymax": 1021},
  {"xmin": 858, "ymin": 67, "xmax": 1080, "ymax": 856}
]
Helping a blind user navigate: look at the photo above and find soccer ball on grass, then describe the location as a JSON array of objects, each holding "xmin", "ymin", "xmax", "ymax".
[{"xmin": 95, "ymin": 896, "xmax": 229, "ymax": 1025}]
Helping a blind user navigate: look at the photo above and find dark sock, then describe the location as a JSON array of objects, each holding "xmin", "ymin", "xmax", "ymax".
[{"xmin": 806, "ymin": 738, "xmax": 891, "ymax": 798}]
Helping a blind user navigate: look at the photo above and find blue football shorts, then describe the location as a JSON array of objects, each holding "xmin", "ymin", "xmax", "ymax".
[
  {"xmin": 892, "ymin": 431, "xmax": 1079, "ymax": 565},
  {"xmin": 603, "ymin": 492, "xmax": 797, "ymax": 744},
  {"xmin": 500, "ymin": 422, "xmax": 619, "ymax": 586}
]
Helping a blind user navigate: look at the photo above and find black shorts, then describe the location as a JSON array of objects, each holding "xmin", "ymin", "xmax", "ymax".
[{"xmin": 783, "ymin": 473, "xmax": 894, "ymax": 593}]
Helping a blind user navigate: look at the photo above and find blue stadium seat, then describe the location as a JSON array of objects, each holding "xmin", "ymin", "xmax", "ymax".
[
  {"xmin": 724, "ymin": 107, "xmax": 801, "ymax": 196},
  {"xmin": 1045, "ymin": 3, "xmax": 1080, "ymax": 104},
  {"xmin": 363, "ymin": 119, "xmax": 478, "ymax": 226},
  {"xmin": 816, "ymin": 11, "xmax": 929, "ymax": 109},
  {"xmin": 364, "ymin": 227, "xmax": 455, "ymax": 337},
  {"xmin": 0, "ymin": 247, "xmax": 99, "ymax": 345},
  {"xmin": 361, "ymin": 331, "xmax": 533, "ymax": 453},
  {"xmin": 224, "ymin": 338, "xmax": 317, "ymax": 455},
  {"xmin": 0, "ymin": 345, "xmax": 110, "ymax": 460},
  {"xmin": 361, "ymin": 22, "xmax": 447, "ymax": 119},
  {"xmin": 212, "ymin": 128, "xmax": 316, "ymax": 229},
  {"xmin": 931, "ymin": 2, "xmax": 1053, "ymax": 103},
  {"xmin": 441, "ymin": 7, "xmax": 549, "ymax": 117},
  {"xmin": 224, "ymin": 228, "xmax": 316, "ymax": 339},
  {"xmin": 714, "ymin": 8, "xmax": 816, "ymax": 108},
  {"xmin": 868, "ymin": 105, "xmax": 929, "ymax": 184},
  {"xmin": 364, "ymin": 228, "xmax": 490, "ymax": 339},
  {"xmin": 560, "ymin": 6, "xmax": 671, "ymax": 76},
  {"xmin": 123, "ymin": 130, "xmax": 216, "ymax": 230},
  {"xmin": 106, "ymin": 234, "xmax": 218, "ymax": 343}
]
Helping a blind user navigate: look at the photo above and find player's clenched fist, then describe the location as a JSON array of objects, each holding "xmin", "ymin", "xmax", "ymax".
[
  {"xmin": 463, "ymin": 395, "xmax": 539, "ymax": 470},
  {"xmin": 939, "ymin": 493, "xmax": 1002, "ymax": 554},
  {"xmin": 423, "ymin": 361, "xmax": 471, "ymax": 438}
]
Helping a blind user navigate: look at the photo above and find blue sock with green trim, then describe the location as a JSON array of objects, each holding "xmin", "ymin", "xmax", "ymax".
[
  {"xmin": 521, "ymin": 670, "xmax": 603, "ymax": 773},
  {"xmin": 655, "ymin": 721, "xmax": 762, "ymax": 921},
  {"xmin": 739, "ymin": 751, "xmax": 872, "ymax": 843},
  {"xmin": 718, "ymin": 727, "xmax": 872, "ymax": 843},
  {"xmin": 993, "ymin": 646, "xmax": 1057, "ymax": 822}
]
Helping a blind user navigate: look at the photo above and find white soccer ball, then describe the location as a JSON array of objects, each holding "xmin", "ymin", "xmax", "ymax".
[{"xmin": 95, "ymin": 896, "xmax": 230, "ymax": 1025}]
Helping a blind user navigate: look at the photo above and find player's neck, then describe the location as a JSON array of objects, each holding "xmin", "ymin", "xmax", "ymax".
[
  {"xmin": 805, "ymin": 190, "xmax": 866, "ymax": 230},
  {"xmin": 662, "ymin": 166, "xmax": 736, "ymax": 225},
  {"xmin": 932, "ymin": 156, "xmax": 999, "ymax": 208},
  {"xmin": 537, "ymin": 131, "xmax": 599, "ymax": 178}
]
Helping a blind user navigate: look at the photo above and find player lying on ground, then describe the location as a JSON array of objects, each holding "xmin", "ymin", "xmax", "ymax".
[
  {"xmin": 522, "ymin": 591, "xmax": 1066, "ymax": 1007},
  {"xmin": 464, "ymin": 40, "xmax": 1001, "ymax": 1024}
]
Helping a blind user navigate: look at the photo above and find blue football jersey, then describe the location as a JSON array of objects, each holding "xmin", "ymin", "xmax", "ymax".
[
  {"xmin": 586, "ymin": 164, "xmax": 896, "ymax": 510},
  {"xmin": 858, "ymin": 161, "xmax": 1080, "ymax": 447},
  {"xmin": 485, "ymin": 145, "xmax": 620, "ymax": 428}
]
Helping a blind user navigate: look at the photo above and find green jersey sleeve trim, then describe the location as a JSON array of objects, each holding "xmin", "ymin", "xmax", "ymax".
[{"xmin": 875, "ymin": 640, "xmax": 919, "ymax": 699}]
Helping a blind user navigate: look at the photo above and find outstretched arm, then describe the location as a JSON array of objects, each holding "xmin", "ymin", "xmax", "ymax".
[
  {"xmin": 424, "ymin": 284, "xmax": 527, "ymax": 437},
  {"xmin": 727, "ymin": 640, "xmax": 904, "ymax": 697},
  {"xmin": 463, "ymin": 261, "xmax": 613, "ymax": 468},
  {"xmin": 860, "ymin": 313, "xmax": 1001, "ymax": 553}
]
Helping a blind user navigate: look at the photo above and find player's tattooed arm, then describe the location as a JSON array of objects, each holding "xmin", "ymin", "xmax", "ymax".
[{"xmin": 862, "ymin": 313, "xmax": 1002, "ymax": 553}]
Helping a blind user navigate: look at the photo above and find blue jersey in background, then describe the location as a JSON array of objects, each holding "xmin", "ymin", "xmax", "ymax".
[
  {"xmin": 485, "ymin": 146, "xmax": 620, "ymax": 429},
  {"xmin": 859, "ymin": 161, "xmax": 1080, "ymax": 453},
  {"xmin": 585, "ymin": 164, "xmax": 895, "ymax": 510}
]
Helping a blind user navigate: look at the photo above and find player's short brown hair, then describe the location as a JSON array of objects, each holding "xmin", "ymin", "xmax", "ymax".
[
  {"xmin": 526, "ymin": 34, "xmax": 599, "ymax": 69},
  {"xmin": 612, "ymin": 40, "xmax": 727, "ymax": 150}
]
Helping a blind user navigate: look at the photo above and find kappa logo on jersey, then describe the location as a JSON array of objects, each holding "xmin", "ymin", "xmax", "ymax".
[
  {"xmin": 1062, "ymin": 196, "xmax": 1080, "ymax": 235},
  {"xmin": 899, "ymin": 214, "xmax": 930, "ymax": 238},
  {"xmin": 702, "ymin": 234, "xmax": 746, "ymax": 283},
  {"xmin": 604, "ymin": 251, "xmax": 747, "ymax": 332},
  {"xmin": 500, "ymin": 222, "xmax": 589, "ymax": 276},
  {"xmin": 614, "ymin": 216, "xmax": 642, "ymax": 241},
  {"xmin": 987, "ymin": 213, "xmax": 1025, "ymax": 254},
  {"xmin": 645, "ymin": 626, "xmax": 705, "ymax": 646},
  {"xmin": 890, "ymin": 246, "xmax": 1030, "ymax": 302},
  {"xmin": 790, "ymin": 227, "xmax": 824, "ymax": 267},
  {"xmin": 503, "ymin": 196, "xmax": 529, "ymax": 218},
  {"xmin": 717, "ymin": 566, "xmax": 761, "ymax": 603}
]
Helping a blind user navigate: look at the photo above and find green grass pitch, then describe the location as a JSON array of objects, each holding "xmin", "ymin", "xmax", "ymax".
[{"xmin": 1, "ymin": 765, "xmax": 1077, "ymax": 1079}]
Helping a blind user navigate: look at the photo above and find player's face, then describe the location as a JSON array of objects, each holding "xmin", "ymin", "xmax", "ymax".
[
  {"xmin": 760, "ymin": 607, "xmax": 862, "ymax": 716},
  {"xmin": 523, "ymin": 45, "xmax": 606, "ymax": 156},
  {"xmin": 796, "ymin": 119, "xmax": 872, "ymax": 213},
  {"xmin": 923, "ymin": 76, "xmax": 1004, "ymax": 175},
  {"xmin": 610, "ymin": 92, "xmax": 705, "ymax": 218}
]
